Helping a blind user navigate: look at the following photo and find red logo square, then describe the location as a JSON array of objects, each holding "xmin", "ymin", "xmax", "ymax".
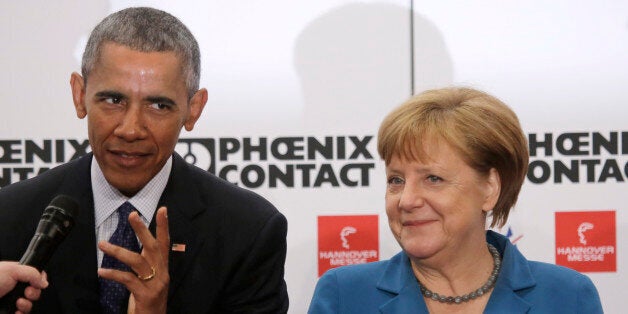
[
  {"xmin": 555, "ymin": 211, "xmax": 616, "ymax": 272},
  {"xmin": 317, "ymin": 215, "xmax": 379, "ymax": 277}
]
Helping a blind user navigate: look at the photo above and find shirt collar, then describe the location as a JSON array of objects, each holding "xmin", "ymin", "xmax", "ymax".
[{"xmin": 92, "ymin": 155, "xmax": 173, "ymax": 227}]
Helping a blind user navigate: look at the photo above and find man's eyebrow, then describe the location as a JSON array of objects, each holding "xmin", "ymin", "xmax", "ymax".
[
  {"xmin": 94, "ymin": 90, "xmax": 126, "ymax": 99},
  {"xmin": 145, "ymin": 96, "xmax": 177, "ymax": 107}
]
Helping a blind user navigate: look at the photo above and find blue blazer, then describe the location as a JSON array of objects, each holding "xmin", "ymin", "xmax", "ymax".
[{"xmin": 309, "ymin": 231, "xmax": 602, "ymax": 313}]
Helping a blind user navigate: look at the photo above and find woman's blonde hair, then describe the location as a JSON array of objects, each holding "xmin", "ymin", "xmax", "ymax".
[{"xmin": 378, "ymin": 87, "xmax": 528, "ymax": 227}]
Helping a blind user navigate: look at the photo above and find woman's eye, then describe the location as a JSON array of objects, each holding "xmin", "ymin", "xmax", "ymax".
[
  {"xmin": 387, "ymin": 176, "xmax": 404, "ymax": 185},
  {"xmin": 427, "ymin": 175, "xmax": 442, "ymax": 183}
]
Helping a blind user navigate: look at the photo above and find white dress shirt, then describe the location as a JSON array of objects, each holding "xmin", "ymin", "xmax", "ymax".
[{"xmin": 91, "ymin": 156, "xmax": 172, "ymax": 266}]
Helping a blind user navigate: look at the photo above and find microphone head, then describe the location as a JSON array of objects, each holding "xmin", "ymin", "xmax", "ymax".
[
  {"xmin": 19, "ymin": 195, "xmax": 80, "ymax": 270},
  {"xmin": 45, "ymin": 195, "xmax": 79, "ymax": 218}
]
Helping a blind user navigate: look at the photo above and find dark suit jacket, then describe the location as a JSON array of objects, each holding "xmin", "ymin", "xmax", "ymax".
[
  {"xmin": 0, "ymin": 153, "xmax": 288, "ymax": 313},
  {"xmin": 308, "ymin": 231, "xmax": 603, "ymax": 314}
]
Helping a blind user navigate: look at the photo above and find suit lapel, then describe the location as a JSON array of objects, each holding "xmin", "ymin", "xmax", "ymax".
[
  {"xmin": 378, "ymin": 283, "xmax": 425, "ymax": 314},
  {"xmin": 484, "ymin": 284, "xmax": 532, "ymax": 313},
  {"xmin": 484, "ymin": 231, "xmax": 534, "ymax": 313},
  {"xmin": 153, "ymin": 154, "xmax": 206, "ymax": 300},
  {"xmin": 47, "ymin": 155, "xmax": 101, "ymax": 312},
  {"xmin": 376, "ymin": 253, "xmax": 428, "ymax": 313}
]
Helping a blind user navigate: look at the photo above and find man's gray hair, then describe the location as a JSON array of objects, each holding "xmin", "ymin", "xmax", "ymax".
[{"xmin": 81, "ymin": 7, "xmax": 201, "ymax": 98}]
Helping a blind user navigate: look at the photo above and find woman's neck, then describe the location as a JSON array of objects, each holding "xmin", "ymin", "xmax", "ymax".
[{"xmin": 410, "ymin": 239, "xmax": 495, "ymax": 297}]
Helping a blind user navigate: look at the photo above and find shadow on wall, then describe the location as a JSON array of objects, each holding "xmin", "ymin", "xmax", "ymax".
[{"xmin": 293, "ymin": 2, "xmax": 453, "ymax": 133}]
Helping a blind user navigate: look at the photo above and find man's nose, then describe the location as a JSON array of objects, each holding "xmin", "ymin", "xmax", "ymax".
[{"xmin": 113, "ymin": 105, "xmax": 147, "ymax": 141}]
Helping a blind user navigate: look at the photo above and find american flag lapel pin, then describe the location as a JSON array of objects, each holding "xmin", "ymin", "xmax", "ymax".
[{"xmin": 171, "ymin": 243, "xmax": 186, "ymax": 252}]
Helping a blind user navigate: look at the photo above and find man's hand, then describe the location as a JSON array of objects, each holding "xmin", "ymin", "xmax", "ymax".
[
  {"xmin": 0, "ymin": 261, "xmax": 48, "ymax": 313},
  {"xmin": 97, "ymin": 206, "xmax": 170, "ymax": 314}
]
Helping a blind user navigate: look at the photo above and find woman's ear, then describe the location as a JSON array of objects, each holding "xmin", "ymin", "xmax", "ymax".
[{"xmin": 482, "ymin": 168, "xmax": 501, "ymax": 212}]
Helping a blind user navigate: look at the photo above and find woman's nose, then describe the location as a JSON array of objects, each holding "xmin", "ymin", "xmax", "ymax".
[{"xmin": 398, "ymin": 184, "xmax": 425, "ymax": 212}]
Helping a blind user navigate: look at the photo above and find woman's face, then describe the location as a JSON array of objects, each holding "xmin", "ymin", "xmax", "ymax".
[{"xmin": 385, "ymin": 138, "xmax": 500, "ymax": 260}]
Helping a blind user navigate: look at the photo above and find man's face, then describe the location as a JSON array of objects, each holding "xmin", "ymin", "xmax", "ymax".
[{"xmin": 71, "ymin": 42, "xmax": 206, "ymax": 196}]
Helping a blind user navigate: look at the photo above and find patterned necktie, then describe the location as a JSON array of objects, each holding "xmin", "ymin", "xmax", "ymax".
[{"xmin": 99, "ymin": 202, "xmax": 141, "ymax": 314}]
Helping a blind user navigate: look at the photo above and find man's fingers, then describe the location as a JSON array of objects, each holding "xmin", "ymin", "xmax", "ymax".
[
  {"xmin": 98, "ymin": 241, "xmax": 143, "ymax": 265},
  {"xmin": 98, "ymin": 266, "xmax": 167, "ymax": 302},
  {"xmin": 98, "ymin": 241, "xmax": 150, "ymax": 277},
  {"xmin": 98, "ymin": 207, "xmax": 170, "ymax": 293},
  {"xmin": 128, "ymin": 293, "xmax": 137, "ymax": 313},
  {"xmin": 155, "ymin": 207, "xmax": 170, "ymax": 269},
  {"xmin": 97, "ymin": 268, "xmax": 143, "ymax": 292},
  {"xmin": 127, "ymin": 209, "xmax": 167, "ymax": 276},
  {"xmin": 128, "ymin": 211, "xmax": 155, "ymax": 252}
]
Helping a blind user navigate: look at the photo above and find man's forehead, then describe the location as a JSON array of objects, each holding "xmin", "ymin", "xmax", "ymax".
[
  {"xmin": 89, "ymin": 44, "xmax": 184, "ymax": 77},
  {"xmin": 98, "ymin": 41, "xmax": 179, "ymax": 58}
]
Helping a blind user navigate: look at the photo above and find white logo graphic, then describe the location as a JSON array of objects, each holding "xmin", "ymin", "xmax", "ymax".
[
  {"xmin": 340, "ymin": 226, "xmax": 357, "ymax": 249},
  {"xmin": 577, "ymin": 222, "xmax": 594, "ymax": 245}
]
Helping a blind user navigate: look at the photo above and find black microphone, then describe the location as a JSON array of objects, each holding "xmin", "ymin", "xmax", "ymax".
[{"xmin": 0, "ymin": 195, "xmax": 79, "ymax": 313}]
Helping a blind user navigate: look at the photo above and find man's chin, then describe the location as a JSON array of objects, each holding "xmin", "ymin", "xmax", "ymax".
[{"xmin": 104, "ymin": 174, "xmax": 148, "ymax": 197}]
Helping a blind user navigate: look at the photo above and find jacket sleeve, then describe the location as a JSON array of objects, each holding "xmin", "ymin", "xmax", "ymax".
[
  {"xmin": 576, "ymin": 274, "xmax": 603, "ymax": 314},
  {"xmin": 220, "ymin": 211, "xmax": 289, "ymax": 313},
  {"xmin": 308, "ymin": 269, "xmax": 340, "ymax": 314}
]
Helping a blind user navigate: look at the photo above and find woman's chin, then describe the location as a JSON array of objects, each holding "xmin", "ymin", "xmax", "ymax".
[{"xmin": 400, "ymin": 238, "xmax": 443, "ymax": 260}]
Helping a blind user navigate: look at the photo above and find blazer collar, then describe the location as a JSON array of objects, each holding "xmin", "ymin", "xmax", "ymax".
[
  {"xmin": 157, "ymin": 153, "xmax": 206, "ymax": 219},
  {"xmin": 376, "ymin": 252, "xmax": 428, "ymax": 313},
  {"xmin": 153, "ymin": 153, "xmax": 207, "ymax": 300},
  {"xmin": 485, "ymin": 231, "xmax": 535, "ymax": 313},
  {"xmin": 375, "ymin": 232, "xmax": 537, "ymax": 314}
]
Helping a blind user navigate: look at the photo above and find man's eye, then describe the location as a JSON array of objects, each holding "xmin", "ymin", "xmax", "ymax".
[
  {"xmin": 150, "ymin": 103, "xmax": 170, "ymax": 110},
  {"xmin": 104, "ymin": 97, "xmax": 122, "ymax": 104}
]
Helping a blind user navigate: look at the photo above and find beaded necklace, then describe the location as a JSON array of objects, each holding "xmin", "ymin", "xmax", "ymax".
[{"xmin": 418, "ymin": 243, "xmax": 501, "ymax": 304}]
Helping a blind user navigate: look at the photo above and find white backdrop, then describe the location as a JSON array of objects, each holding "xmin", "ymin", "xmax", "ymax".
[{"xmin": 1, "ymin": 1, "xmax": 626, "ymax": 313}]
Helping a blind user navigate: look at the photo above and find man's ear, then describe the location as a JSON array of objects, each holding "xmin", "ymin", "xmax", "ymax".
[
  {"xmin": 184, "ymin": 88, "xmax": 208, "ymax": 131},
  {"xmin": 70, "ymin": 72, "xmax": 87, "ymax": 119},
  {"xmin": 482, "ymin": 168, "xmax": 501, "ymax": 212}
]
